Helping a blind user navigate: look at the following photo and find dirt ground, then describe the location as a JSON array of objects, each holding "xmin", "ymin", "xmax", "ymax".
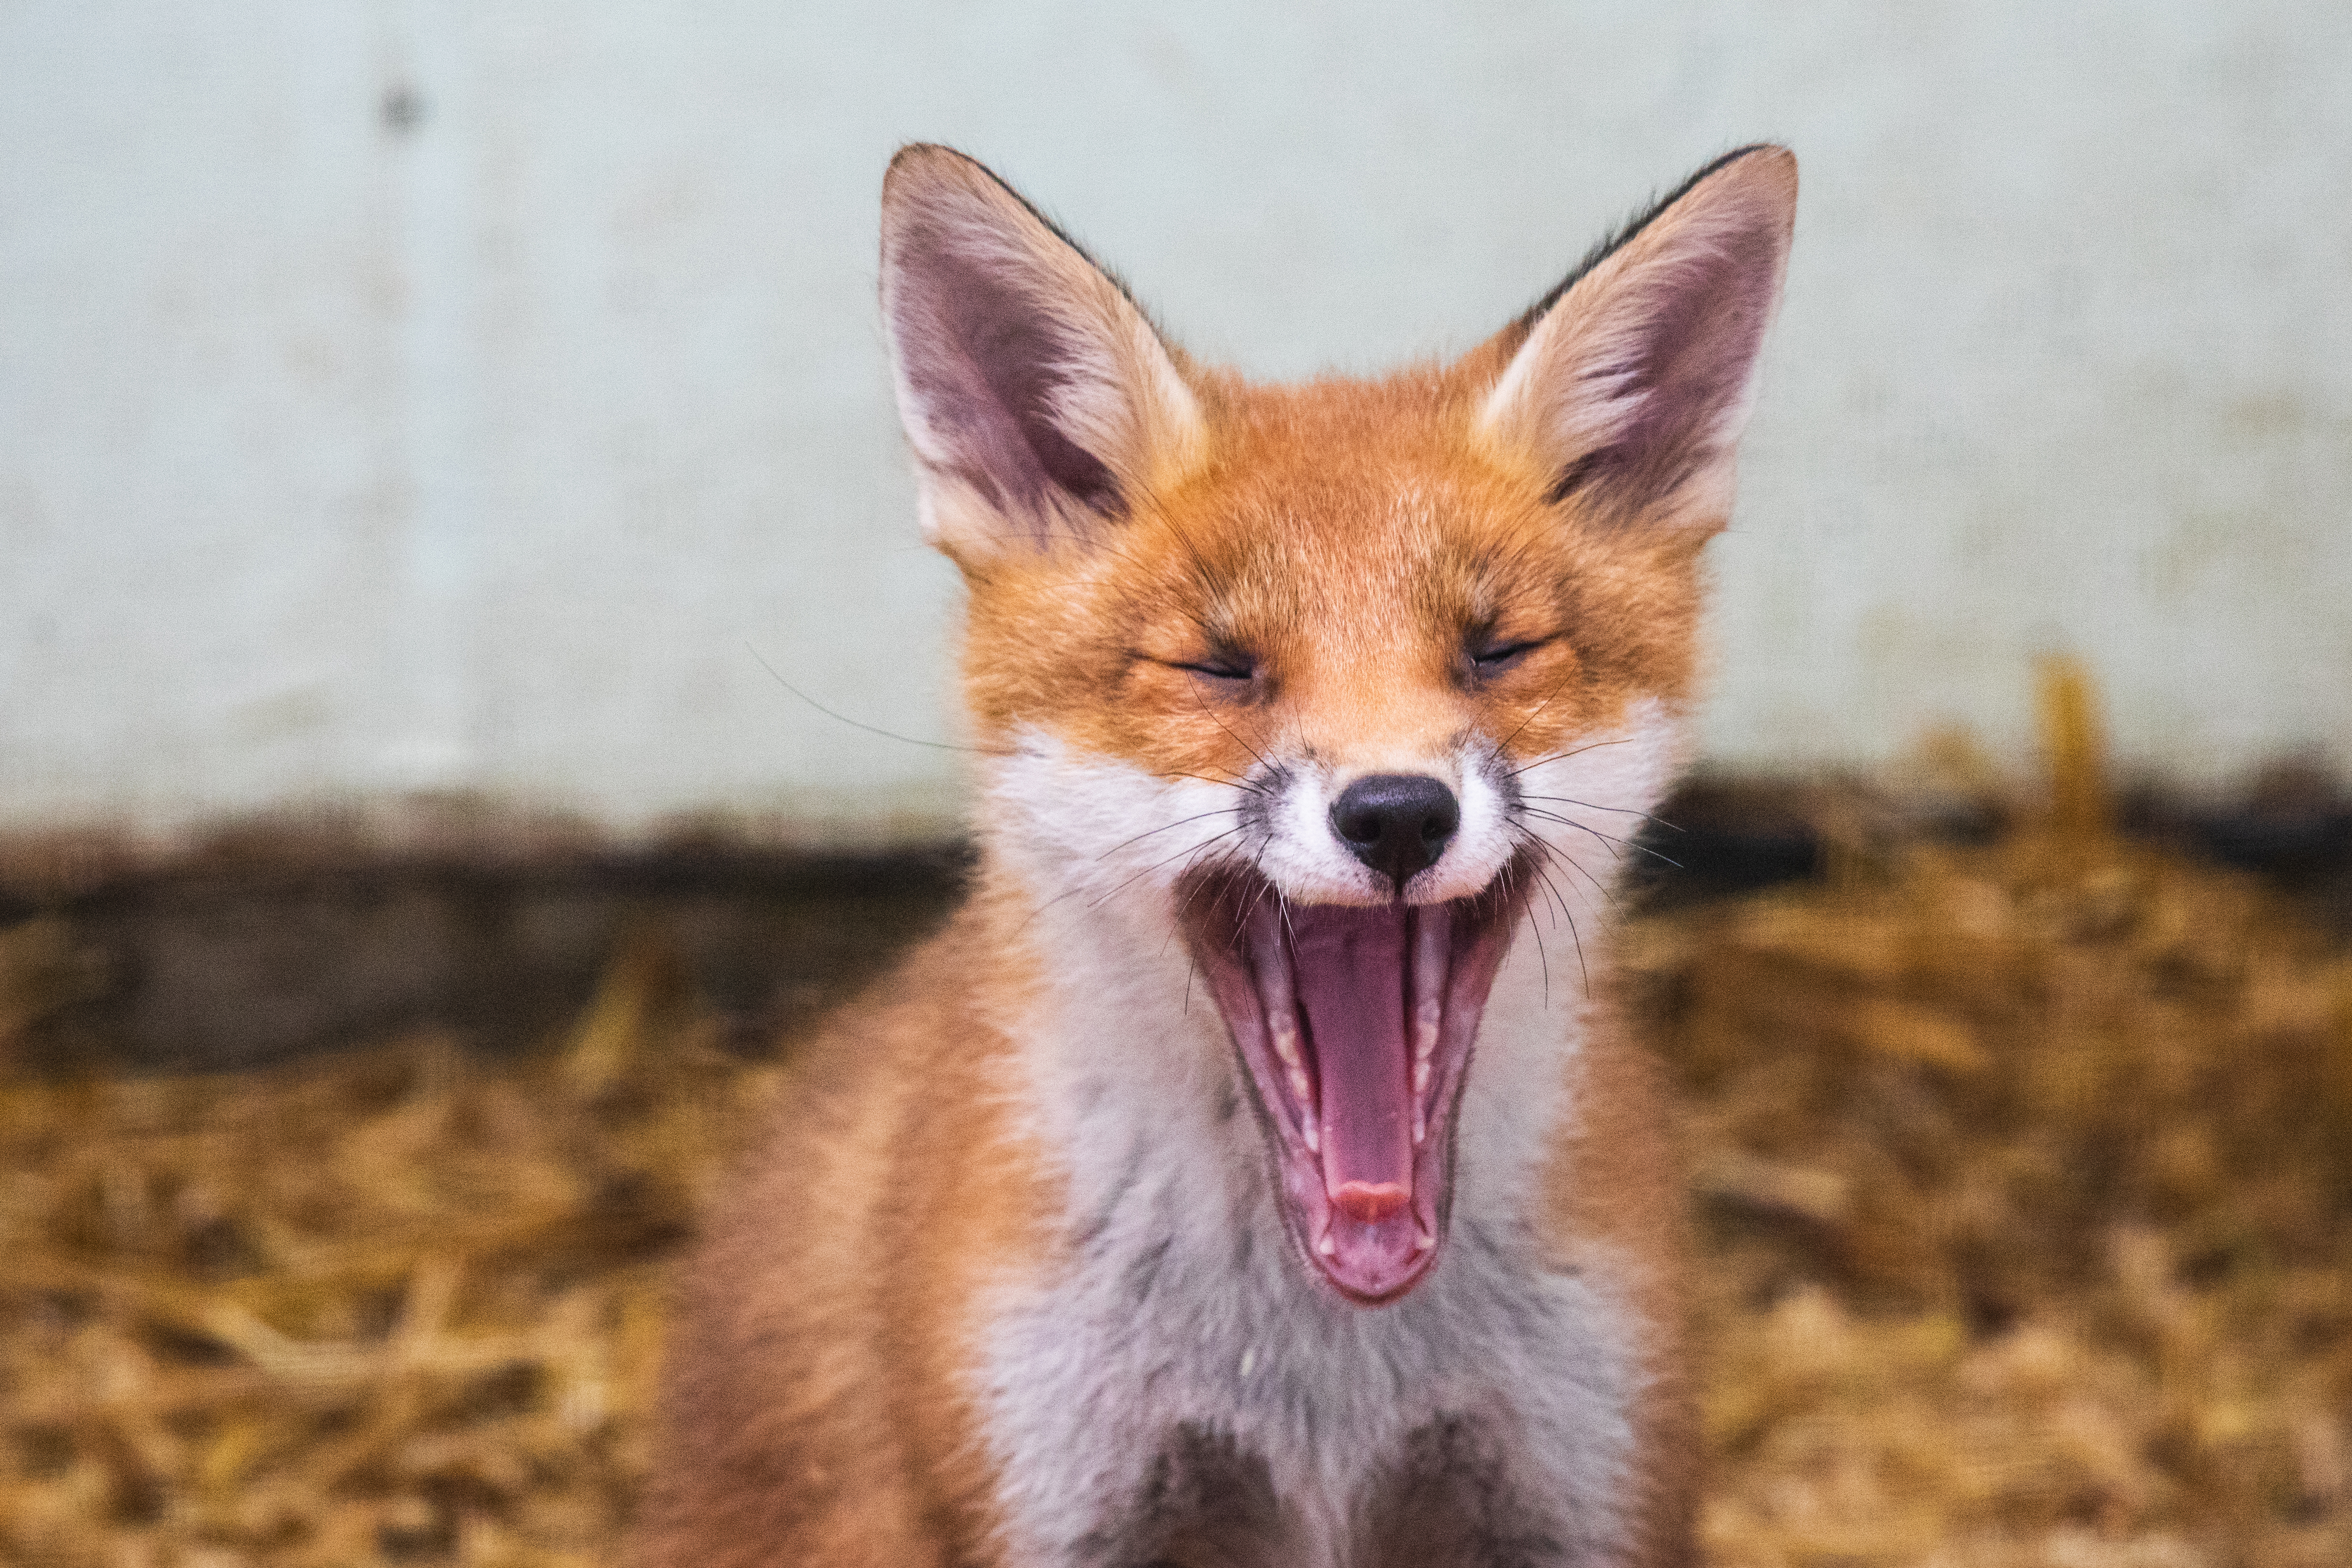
[{"xmin": 3, "ymin": 700, "xmax": 2348, "ymax": 1566}]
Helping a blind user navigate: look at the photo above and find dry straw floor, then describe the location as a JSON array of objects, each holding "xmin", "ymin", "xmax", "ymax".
[{"xmin": 3, "ymin": 692, "xmax": 2348, "ymax": 1567}]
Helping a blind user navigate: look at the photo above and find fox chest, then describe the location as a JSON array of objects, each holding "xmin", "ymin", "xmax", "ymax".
[{"xmin": 973, "ymin": 1193, "xmax": 1643, "ymax": 1568}]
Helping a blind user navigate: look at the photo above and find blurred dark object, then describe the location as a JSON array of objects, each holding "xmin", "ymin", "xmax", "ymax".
[
  {"xmin": 1631, "ymin": 778, "xmax": 1823, "ymax": 908},
  {"xmin": 1636, "ymin": 756, "xmax": 2351, "ymax": 932},
  {"xmin": 0, "ymin": 822, "xmax": 965, "ymax": 1074},
  {"xmin": 2122, "ymin": 757, "xmax": 2352, "ymax": 926}
]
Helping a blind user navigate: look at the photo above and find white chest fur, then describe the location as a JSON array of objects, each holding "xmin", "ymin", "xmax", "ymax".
[{"xmin": 974, "ymin": 929, "xmax": 1643, "ymax": 1568}]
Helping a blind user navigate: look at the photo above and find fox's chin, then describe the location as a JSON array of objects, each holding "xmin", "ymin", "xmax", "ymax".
[{"xmin": 1179, "ymin": 863, "xmax": 1525, "ymax": 1305}]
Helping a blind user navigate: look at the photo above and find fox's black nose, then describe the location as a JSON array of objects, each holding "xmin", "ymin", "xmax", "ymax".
[{"xmin": 1331, "ymin": 774, "xmax": 1460, "ymax": 893}]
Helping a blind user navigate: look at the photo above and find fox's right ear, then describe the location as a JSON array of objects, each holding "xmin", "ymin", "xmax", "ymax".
[{"xmin": 879, "ymin": 145, "xmax": 1205, "ymax": 562}]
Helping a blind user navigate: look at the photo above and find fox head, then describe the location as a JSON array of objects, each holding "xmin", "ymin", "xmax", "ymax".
[{"xmin": 879, "ymin": 144, "xmax": 1795, "ymax": 1304}]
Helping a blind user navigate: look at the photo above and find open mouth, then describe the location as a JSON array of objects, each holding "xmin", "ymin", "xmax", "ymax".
[{"xmin": 1179, "ymin": 864, "xmax": 1525, "ymax": 1304}]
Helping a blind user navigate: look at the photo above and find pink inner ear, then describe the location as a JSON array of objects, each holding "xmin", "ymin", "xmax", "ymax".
[
  {"xmin": 1501, "ymin": 147, "xmax": 1794, "ymax": 520},
  {"xmin": 1547, "ymin": 225, "xmax": 1784, "ymax": 512},
  {"xmin": 889, "ymin": 228, "xmax": 1124, "ymax": 528}
]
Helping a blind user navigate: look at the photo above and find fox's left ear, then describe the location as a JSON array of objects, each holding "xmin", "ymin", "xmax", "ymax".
[
  {"xmin": 879, "ymin": 145, "xmax": 1206, "ymax": 563},
  {"xmin": 1476, "ymin": 145, "xmax": 1797, "ymax": 536}
]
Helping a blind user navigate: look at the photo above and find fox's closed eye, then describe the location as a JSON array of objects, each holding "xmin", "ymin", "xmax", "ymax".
[
  {"xmin": 1468, "ymin": 636, "xmax": 1548, "ymax": 674},
  {"xmin": 1170, "ymin": 653, "xmax": 1257, "ymax": 682}
]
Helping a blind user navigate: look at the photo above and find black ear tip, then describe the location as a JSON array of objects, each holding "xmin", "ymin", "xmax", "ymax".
[
  {"xmin": 1701, "ymin": 145, "xmax": 1799, "ymax": 211},
  {"xmin": 1704, "ymin": 142, "xmax": 1795, "ymax": 172}
]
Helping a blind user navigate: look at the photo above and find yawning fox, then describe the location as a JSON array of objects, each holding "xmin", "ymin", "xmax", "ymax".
[{"xmin": 642, "ymin": 141, "xmax": 1797, "ymax": 1567}]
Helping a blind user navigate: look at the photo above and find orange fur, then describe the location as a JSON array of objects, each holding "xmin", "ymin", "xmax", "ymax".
[{"xmin": 640, "ymin": 142, "xmax": 1795, "ymax": 1568}]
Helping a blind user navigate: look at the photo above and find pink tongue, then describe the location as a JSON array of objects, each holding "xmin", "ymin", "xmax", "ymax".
[{"xmin": 1288, "ymin": 906, "xmax": 1413, "ymax": 1212}]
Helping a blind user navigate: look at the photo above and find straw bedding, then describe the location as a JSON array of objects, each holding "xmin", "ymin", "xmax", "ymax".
[{"xmin": 3, "ymin": 750, "xmax": 2346, "ymax": 1566}]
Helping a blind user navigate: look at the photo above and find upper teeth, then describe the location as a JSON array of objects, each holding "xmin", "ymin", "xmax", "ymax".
[
  {"xmin": 1270, "ymin": 1006, "xmax": 1303, "ymax": 1072},
  {"xmin": 1411, "ymin": 906, "xmax": 1449, "ymax": 1136},
  {"xmin": 1248, "ymin": 902, "xmax": 1316, "ymax": 1141},
  {"xmin": 1412, "ymin": 907, "xmax": 1448, "ymax": 1071}
]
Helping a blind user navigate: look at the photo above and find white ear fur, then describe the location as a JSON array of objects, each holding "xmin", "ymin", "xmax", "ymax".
[
  {"xmin": 879, "ymin": 145, "xmax": 1205, "ymax": 560},
  {"xmin": 1477, "ymin": 146, "xmax": 1797, "ymax": 535}
]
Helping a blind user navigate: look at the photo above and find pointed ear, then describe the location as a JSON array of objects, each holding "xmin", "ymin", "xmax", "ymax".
[
  {"xmin": 879, "ymin": 145, "xmax": 1206, "ymax": 561},
  {"xmin": 1475, "ymin": 145, "xmax": 1797, "ymax": 536}
]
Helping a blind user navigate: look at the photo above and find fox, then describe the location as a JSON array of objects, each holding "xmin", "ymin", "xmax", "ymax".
[{"xmin": 640, "ymin": 141, "xmax": 1797, "ymax": 1568}]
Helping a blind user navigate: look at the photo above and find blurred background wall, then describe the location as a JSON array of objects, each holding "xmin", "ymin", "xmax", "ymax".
[{"xmin": 4, "ymin": 0, "xmax": 2347, "ymax": 847}]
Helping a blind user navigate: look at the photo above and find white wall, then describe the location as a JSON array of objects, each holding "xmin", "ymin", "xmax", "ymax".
[{"xmin": 5, "ymin": 1, "xmax": 2348, "ymax": 844}]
